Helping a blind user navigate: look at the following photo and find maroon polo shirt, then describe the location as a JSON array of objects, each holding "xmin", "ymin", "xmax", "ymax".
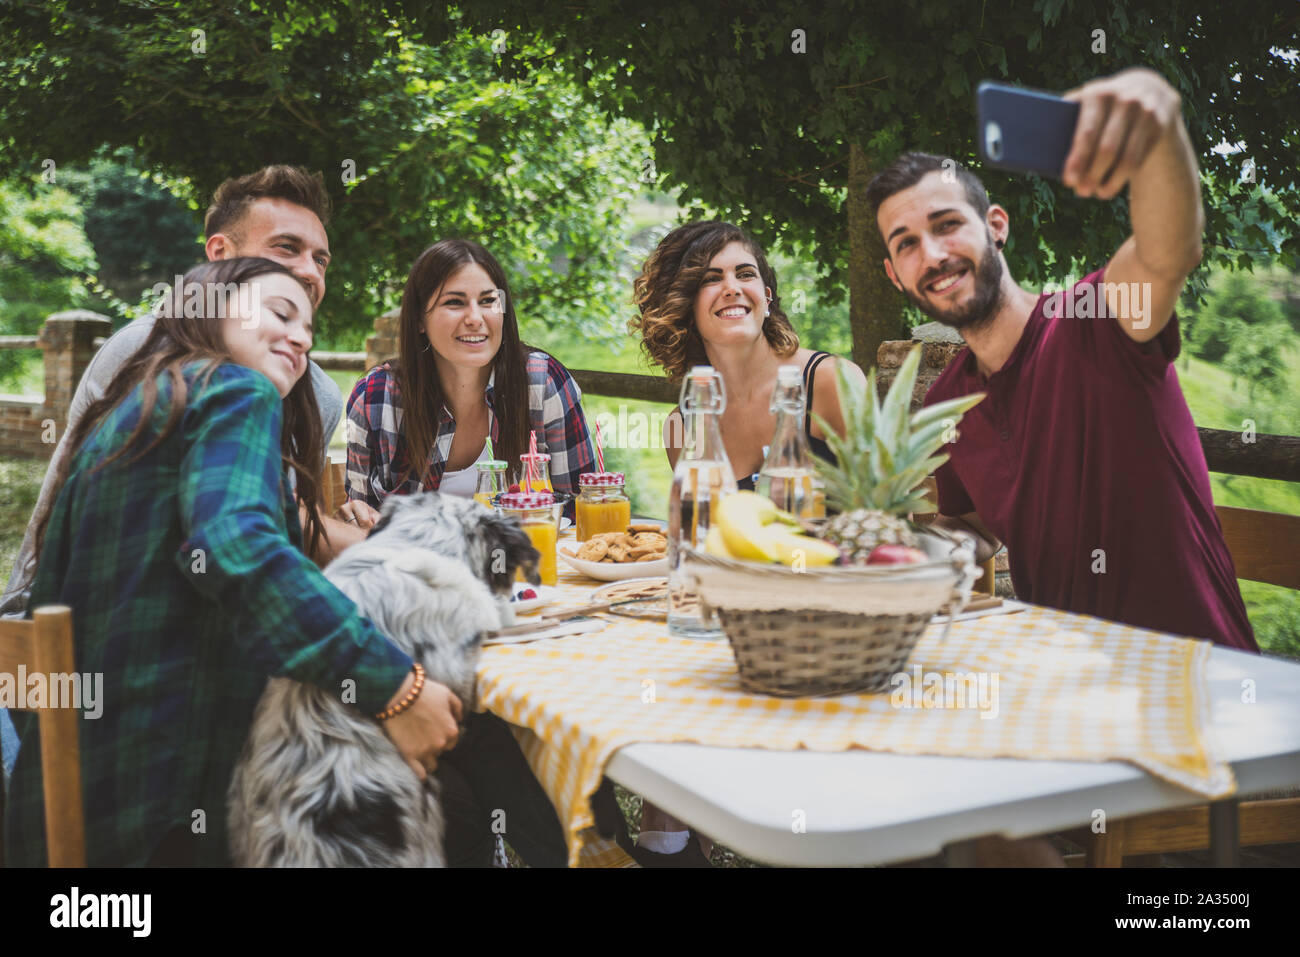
[{"xmin": 925, "ymin": 268, "xmax": 1257, "ymax": 652}]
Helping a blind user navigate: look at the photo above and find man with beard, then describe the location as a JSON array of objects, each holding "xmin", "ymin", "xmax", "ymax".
[
  {"xmin": 866, "ymin": 68, "xmax": 1257, "ymax": 869},
  {"xmin": 866, "ymin": 68, "xmax": 1255, "ymax": 654}
]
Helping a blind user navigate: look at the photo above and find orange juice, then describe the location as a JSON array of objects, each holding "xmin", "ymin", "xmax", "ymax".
[
  {"xmin": 577, "ymin": 497, "xmax": 631, "ymax": 540},
  {"xmin": 576, "ymin": 472, "xmax": 630, "ymax": 541},
  {"xmin": 519, "ymin": 452, "xmax": 553, "ymax": 494},
  {"xmin": 520, "ymin": 475, "xmax": 554, "ymax": 493},
  {"xmin": 519, "ymin": 519, "xmax": 557, "ymax": 585},
  {"xmin": 500, "ymin": 491, "xmax": 558, "ymax": 586},
  {"xmin": 474, "ymin": 458, "xmax": 509, "ymax": 508}
]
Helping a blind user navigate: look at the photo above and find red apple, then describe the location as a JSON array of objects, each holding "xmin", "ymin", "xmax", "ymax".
[{"xmin": 866, "ymin": 544, "xmax": 928, "ymax": 565}]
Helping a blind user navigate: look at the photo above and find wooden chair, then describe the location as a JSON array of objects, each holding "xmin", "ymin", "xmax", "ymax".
[
  {"xmin": 1083, "ymin": 505, "xmax": 1300, "ymax": 866},
  {"xmin": 0, "ymin": 606, "xmax": 85, "ymax": 867},
  {"xmin": 321, "ymin": 460, "xmax": 348, "ymax": 515}
]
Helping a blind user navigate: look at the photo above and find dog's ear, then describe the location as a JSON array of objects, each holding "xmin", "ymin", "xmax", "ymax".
[{"xmin": 482, "ymin": 510, "xmax": 541, "ymax": 592}]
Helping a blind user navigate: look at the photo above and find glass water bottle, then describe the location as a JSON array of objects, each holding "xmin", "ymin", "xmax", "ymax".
[
  {"xmin": 756, "ymin": 365, "xmax": 825, "ymax": 519},
  {"xmin": 667, "ymin": 366, "xmax": 738, "ymax": 639}
]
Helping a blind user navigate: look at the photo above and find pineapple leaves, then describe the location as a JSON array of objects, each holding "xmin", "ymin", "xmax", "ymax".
[{"xmin": 810, "ymin": 346, "xmax": 985, "ymax": 515}]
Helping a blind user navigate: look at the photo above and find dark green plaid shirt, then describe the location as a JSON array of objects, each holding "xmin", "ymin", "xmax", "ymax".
[{"xmin": 4, "ymin": 363, "xmax": 413, "ymax": 867}]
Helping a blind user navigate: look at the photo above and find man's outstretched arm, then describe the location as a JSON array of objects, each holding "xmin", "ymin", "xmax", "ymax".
[{"xmin": 1062, "ymin": 67, "xmax": 1204, "ymax": 343}]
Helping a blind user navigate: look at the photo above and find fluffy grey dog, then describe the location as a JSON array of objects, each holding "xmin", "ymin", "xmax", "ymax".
[{"xmin": 227, "ymin": 491, "xmax": 539, "ymax": 867}]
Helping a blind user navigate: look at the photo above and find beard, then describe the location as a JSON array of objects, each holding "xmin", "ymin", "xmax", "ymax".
[{"xmin": 901, "ymin": 236, "xmax": 1005, "ymax": 333}]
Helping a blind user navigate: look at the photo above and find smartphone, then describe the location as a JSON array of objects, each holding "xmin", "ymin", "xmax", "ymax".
[{"xmin": 976, "ymin": 81, "xmax": 1080, "ymax": 179}]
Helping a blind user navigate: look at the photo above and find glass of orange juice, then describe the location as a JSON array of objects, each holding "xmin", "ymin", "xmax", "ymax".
[
  {"xmin": 576, "ymin": 472, "xmax": 631, "ymax": 542},
  {"xmin": 499, "ymin": 490, "xmax": 557, "ymax": 586},
  {"xmin": 474, "ymin": 459, "xmax": 509, "ymax": 509}
]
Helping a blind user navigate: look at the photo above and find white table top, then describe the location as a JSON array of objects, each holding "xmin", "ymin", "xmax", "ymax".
[{"xmin": 604, "ymin": 644, "xmax": 1300, "ymax": 866}]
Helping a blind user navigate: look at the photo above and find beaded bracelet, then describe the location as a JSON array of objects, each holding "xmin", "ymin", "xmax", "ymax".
[{"xmin": 375, "ymin": 663, "xmax": 425, "ymax": 721}]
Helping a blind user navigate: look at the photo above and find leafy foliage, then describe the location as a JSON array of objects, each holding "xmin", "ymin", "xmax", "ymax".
[
  {"xmin": 0, "ymin": 2, "xmax": 648, "ymax": 341},
  {"xmin": 0, "ymin": 178, "xmax": 96, "ymax": 380},
  {"xmin": 57, "ymin": 149, "xmax": 202, "ymax": 308},
  {"xmin": 812, "ymin": 344, "xmax": 984, "ymax": 516},
  {"xmin": 442, "ymin": 1, "xmax": 1298, "ymax": 312},
  {"xmin": 1185, "ymin": 270, "xmax": 1292, "ymax": 398}
]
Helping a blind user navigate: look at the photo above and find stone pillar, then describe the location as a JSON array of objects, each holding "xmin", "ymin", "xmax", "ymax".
[
  {"xmin": 875, "ymin": 322, "xmax": 965, "ymax": 410},
  {"xmin": 0, "ymin": 310, "xmax": 112, "ymax": 460},
  {"xmin": 39, "ymin": 310, "xmax": 113, "ymax": 429},
  {"xmin": 366, "ymin": 307, "xmax": 400, "ymax": 370}
]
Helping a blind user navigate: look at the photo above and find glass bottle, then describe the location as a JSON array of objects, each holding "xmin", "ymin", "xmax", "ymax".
[
  {"xmin": 667, "ymin": 366, "xmax": 738, "ymax": 639},
  {"xmin": 517, "ymin": 451, "xmax": 553, "ymax": 493},
  {"xmin": 474, "ymin": 459, "xmax": 509, "ymax": 509},
  {"xmin": 756, "ymin": 365, "xmax": 825, "ymax": 519}
]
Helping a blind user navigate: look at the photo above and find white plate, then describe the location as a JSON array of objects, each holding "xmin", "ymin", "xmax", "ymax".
[
  {"xmin": 558, "ymin": 546, "xmax": 670, "ymax": 581},
  {"xmin": 509, "ymin": 583, "xmax": 558, "ymax": 615}
]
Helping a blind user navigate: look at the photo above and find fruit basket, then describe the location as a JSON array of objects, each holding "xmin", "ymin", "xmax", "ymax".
[{"xmin": 682, "ymin": 524, "xmax": 978, "ymax": 697}]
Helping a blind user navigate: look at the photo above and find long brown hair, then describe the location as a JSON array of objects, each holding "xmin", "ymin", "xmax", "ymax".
[
  {"xmin": 630, "ymin": 221, "xmax": 800, "ymax": 383},
  {"xmin": 36, "ymin": 257, "xmax": 324, "ymax": 558},
  {"xmin": 393, "ymin": 239, "xmax": 531, "ymax": 486}
]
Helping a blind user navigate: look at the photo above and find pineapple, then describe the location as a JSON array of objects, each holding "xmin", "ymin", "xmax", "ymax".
[{"xmin": 810, "ymin": 345, "xmax": 984, "ymax": 563}]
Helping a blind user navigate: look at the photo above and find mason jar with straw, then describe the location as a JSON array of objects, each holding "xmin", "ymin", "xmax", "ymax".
[{"xmin": 474, "ymin": 437, "xmax": 509, "ymax": 508}]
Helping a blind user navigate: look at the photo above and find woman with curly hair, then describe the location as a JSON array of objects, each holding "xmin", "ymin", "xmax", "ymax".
[
  {"xmin": 625, "ymin": 222, "xmax": 867, "ymax": 866},
  {"xmin": 631, "ymin": 220, "xmax": 865, "ymax": 487}
]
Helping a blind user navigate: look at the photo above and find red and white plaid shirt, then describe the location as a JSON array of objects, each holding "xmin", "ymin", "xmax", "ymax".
[{"xmin": 345, "ymin": 352, "xmax": 595, "ymax": 508}]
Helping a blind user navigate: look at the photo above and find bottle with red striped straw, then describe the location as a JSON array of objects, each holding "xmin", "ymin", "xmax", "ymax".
[{"xmin": 518, "ymin": 430, "xmax": 553, "ymax": 493}]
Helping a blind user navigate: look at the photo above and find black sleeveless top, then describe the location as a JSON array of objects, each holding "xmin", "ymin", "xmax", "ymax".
[{"xmin": 736, "ymin": 351, "xmax": 838, "ymax": 492}]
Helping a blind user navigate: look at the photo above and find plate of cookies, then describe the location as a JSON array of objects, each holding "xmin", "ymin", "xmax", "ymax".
[{"xmin": 559, "ymin": 524, "xmax": 670, "ymax": 580}]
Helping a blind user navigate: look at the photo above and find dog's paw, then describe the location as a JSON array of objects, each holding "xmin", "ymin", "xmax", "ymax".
[{"xmin": 497, "ymin": 597, "xmax": 516, "ymax": 627}]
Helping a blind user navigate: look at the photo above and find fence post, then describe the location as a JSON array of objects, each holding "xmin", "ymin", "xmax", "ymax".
[
  {"xmin": 39, "ymin": 310, "xmax": 113, "ymax": 443},
  {"xmin": 366, "ymin": 307, "xmax": 400, "ymax": 371}
]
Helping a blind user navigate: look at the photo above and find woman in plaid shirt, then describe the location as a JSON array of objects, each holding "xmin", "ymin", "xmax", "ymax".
[
  {"xmin": 344, "ymin": 239, "xmax": 595, "ymax": 521},
  {"xmin": 4, "ymin": 258, "xmax": 461, "ymax": 866}
]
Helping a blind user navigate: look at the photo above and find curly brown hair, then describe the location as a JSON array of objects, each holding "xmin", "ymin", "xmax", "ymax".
[{"xmin": 630, "ymin": 221, "xmax": 799, "ymax": 382}]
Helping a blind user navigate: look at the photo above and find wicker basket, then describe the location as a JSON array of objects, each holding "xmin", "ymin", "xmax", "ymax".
[{"xmin": 681, "ymin": 527, "xmax": 978, "ymax": 697}]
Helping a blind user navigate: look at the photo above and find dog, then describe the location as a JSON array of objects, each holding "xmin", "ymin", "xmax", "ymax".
[{"xmin": 227, "ymin": 491, "xmax": 540, "ymax": 867}]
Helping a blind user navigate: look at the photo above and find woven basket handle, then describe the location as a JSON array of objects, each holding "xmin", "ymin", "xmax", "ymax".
[{"xmin": 922, "ymin": 524, "xmax": 981, "ymax": 635}]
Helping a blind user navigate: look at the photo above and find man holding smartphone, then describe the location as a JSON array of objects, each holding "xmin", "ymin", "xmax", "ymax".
[{"xmin": 866, "ymin": 66, "xmax": 1256, "ymax": 656}]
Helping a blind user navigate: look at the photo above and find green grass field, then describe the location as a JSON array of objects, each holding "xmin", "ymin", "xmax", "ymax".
[{"xmin": 1175, "ymin": 348, "xmax": 1300, "ymax": 658}]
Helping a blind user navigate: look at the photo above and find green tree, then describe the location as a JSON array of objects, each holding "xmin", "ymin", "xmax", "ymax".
[
  {"xmin": 58, "ymin": 149, "xmax": 202, "ymax": 310},
  {"xmin": 1195, "ymin": 271, "xmax": 1292, "ymax": 399},
  {"xmin": 438, "ymin": 1, "xmax": 1299, "ymax": 370},
  {"xmin": 0, "ymin": 3, "xmax": 648, "ymax": 342},
  {"xmin": 0, "ymin": 178, "xmax": 97, "ymax": 382},
  {"xmin": 1189, "ymin": 269, "xmax": 1288, "ymax": 364}
]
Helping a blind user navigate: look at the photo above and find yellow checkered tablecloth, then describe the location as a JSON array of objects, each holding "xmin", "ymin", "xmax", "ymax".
[{"xmin": 478, "ymin": 536, "xmax": 1233, "ymax": 867}]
